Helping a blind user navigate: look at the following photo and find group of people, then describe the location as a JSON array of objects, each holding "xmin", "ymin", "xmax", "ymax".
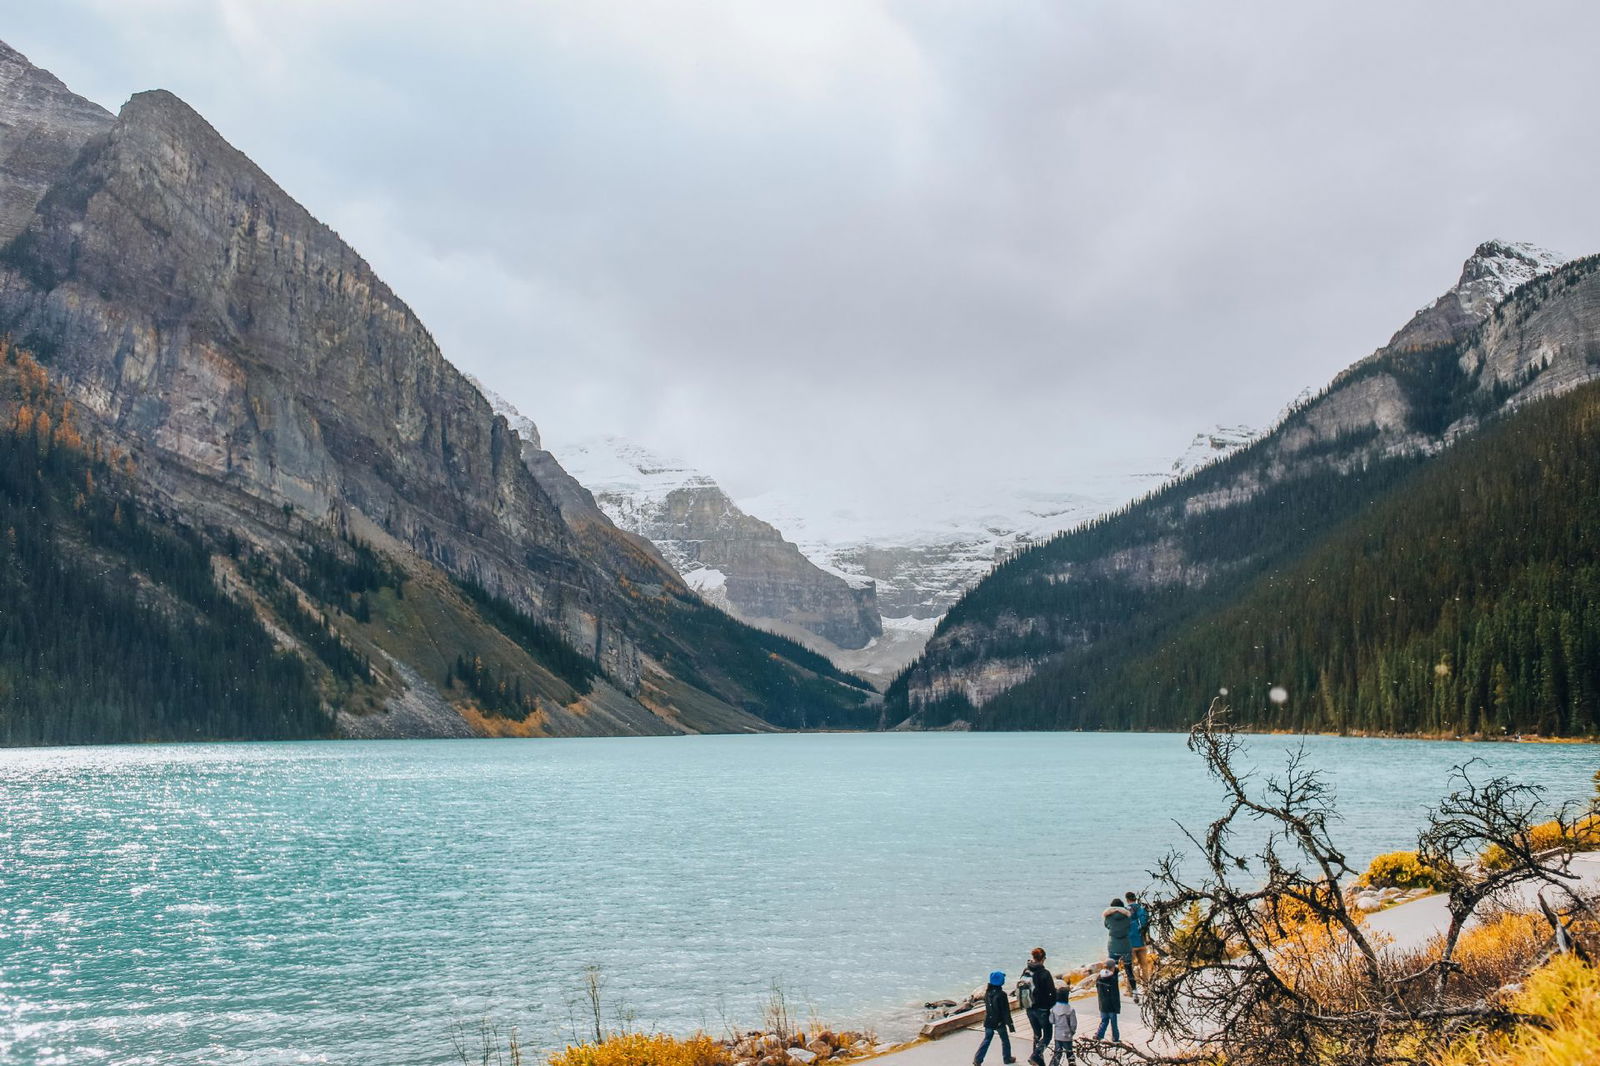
[{"xmin": 974, "ymin": 892, "xmax": 1151, "ymax": 1065}]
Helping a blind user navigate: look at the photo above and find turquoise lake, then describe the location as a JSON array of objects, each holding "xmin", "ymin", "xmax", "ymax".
[{"xmin": 2, "ymin": 733, "xmax": 1596, "ymax": 1065}]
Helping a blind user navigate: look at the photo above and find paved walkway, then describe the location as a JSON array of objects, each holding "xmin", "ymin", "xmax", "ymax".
[{"xmin": 873, "ymin": 853, "xmax": 1600, "ymax": 1066}]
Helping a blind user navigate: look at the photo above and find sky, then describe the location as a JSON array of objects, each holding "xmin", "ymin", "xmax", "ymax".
[{"xmin": 8, "ymin": 1, "xmax": 1600, "ymax": 527}]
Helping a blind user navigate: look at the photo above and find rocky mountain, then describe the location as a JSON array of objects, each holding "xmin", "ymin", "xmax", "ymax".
[
  {"xmin": 888, "ymin": 239, "xmax": 1593, "ymax": 728},
  {"xmin": 468, "ymin": 392, "xmax": 882, "ymax": 651},
  {"xmin": 0, "ymin": 41, "xmax": 113, "ymax": 244},
  {"xmin": 0, "ymin": 41, "xmax": 874, "ymax": 744}
]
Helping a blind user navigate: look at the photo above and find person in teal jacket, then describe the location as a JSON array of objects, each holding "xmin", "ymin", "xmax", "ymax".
[{"xmin": 1125, "ymin": 890, "xmax": 1152, "ymax": 989}]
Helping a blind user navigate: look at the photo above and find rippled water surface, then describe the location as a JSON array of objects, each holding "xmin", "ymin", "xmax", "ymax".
[{"xmin": 2, "ymin": 733, "xmax": 1595, "ymax": 1064}]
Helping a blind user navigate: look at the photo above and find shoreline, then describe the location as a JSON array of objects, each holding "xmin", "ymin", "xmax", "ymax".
[{"xmin": 6, "ymin": 725, "xmax": 1597, "ymax": 751}]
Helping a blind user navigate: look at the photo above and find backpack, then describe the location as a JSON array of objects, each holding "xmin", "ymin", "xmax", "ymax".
[{"xmin": 1015, "ymin": 978, "xmax": 1033, "ymax": 1010}]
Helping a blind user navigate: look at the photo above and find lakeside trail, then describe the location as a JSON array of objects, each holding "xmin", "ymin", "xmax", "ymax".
[{"xmin": 873, "ymin": 852, "xmax": 1600, "ymax": 1064}]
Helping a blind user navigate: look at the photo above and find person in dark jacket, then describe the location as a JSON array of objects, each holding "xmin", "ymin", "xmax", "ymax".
[
  {"xmin": 1022, "ymin": 947, "xmax": 1057, "ymax": 1066},
  {"xmin": 1093, "ymin": 961, "xmax": 1121, "ymax": 1042},
  {"xmin": 1102, "ymin": 898, "xmax": 1137, "ymax": 997},
  {"xmin": 975, "ymin": 970, "xmax": 1016, "ymax": 1066}
]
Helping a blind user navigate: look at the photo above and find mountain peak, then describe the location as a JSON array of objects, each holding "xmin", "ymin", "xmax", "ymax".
[
  {"xmin": 0, "ymin": 37, "xmax": 114, "ymax": 243},
  {"xmin": 466, "ymin": 375, "xmax": 541, "ymax": 449},
  {"xmin": 1381, "ymin": 239, "xmax": 1568, "ymax": 354},
  {"xmin": 1169, "ymin": 424, "xmax": 1258, "ymax": 478},
  {"xmin": 1455, "ymin": 239, "xmax": 1567, "ymax": 318}
]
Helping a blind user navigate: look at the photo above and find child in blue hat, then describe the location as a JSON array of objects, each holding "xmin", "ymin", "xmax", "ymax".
[{"xmin": 974, "ymin": 970, "xmax": 1016, "ymax": 1065}]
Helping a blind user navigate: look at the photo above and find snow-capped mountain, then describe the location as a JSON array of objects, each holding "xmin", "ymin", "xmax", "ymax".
[
  {"xmin": 738, "ymin": 474, "xmax": 1148, "ymax": 621},
  {"xmin": 1453, "ymin": 240, "xmax": 1567, "ymax": 318},
  {"xmin": 1168, "ymin": 424, "xmax": 1259, "ymax": 479},
  {"xmin": 535, "ymin": 434, "xmax": 881, "ymax": 651},
  {"xmin": 1381, "ymin": 240, "xmax": 1568, "ymax": 354}
]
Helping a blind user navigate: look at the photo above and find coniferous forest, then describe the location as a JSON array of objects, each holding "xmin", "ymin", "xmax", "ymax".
[{"xmin": 0, "ymin": 344, "xmax": 331, "ymax": 744}]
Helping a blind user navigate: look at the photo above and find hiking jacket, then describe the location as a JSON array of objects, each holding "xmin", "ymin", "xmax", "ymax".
[
  {"xmin": 1095, "ymin": 969, "xmax": 1121, "ymax": 1015},
  {"xmin": 984, "ymin": 984, "xmax": 1014, "ymax": 1030},
  {"xmin": 1023, "ymin": 960, "xmax": 1057, "ymax": 1010},
  {"xmin": 1103, "ymin": 906, "xmax": 1133, "ymax": 955},
  {"xmin": 1048, "ymin": 1000, "xmax": 1078, "ymax": 1038},
  {"xmin": 1127, "ymin": 901, "xmax": 1150, "ymax": 949}
]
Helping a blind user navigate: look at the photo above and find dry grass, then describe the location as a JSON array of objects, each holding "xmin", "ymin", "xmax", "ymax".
[
  {"xmin": 549, "ymin": 1033, "xmax": 734, "ymax": 1066},
  {"xmin": 1433, "ymin": 954, "xmax": 1600, "ymax": 1066}
]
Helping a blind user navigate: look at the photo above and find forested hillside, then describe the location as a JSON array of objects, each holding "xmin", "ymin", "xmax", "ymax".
[{"xmin": 966, "ymin": 378, "xmax": 1600, "ymax": 734}]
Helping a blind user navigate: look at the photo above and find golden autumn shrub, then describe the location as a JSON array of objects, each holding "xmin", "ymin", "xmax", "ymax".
[
  {"xmin": 1167, "ymin": 902, "xmax": 1228, "ymax": 964},
  {"xmin": 549, "ymin": 1033, "xmax": 734, "ymax": 1066},
  {"xmin": 1358, "ymin": 850, "xmax": 1443, "ymax": 890}
]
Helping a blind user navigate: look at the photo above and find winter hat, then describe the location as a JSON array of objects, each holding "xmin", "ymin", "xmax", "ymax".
[{"xmin": 989, "ymin": 971, "xmax": 1006, "ymax": 986}]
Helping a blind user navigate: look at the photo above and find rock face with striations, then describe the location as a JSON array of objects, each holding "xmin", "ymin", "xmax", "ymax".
[{"xmin": 0, "ymin": 42, "xmax": 873, "ymax": 738}]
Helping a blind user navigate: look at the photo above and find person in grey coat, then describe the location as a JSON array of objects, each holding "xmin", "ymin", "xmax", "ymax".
[
  {"xmin": 1047, "ymin": 993, "xmax": 1078, "ymax": 1065},
  {"xmin": 1102, "ymin": 898, "xmax": 1137, "ymax": 997}
]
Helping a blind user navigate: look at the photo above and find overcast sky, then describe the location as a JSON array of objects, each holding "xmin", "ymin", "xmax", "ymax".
[{"xmin": 9, "ymin": 1, "xmax": 1600, "ymax": 523}]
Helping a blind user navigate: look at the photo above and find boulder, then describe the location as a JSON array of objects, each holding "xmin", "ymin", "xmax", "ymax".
[{"xmin": 789, "ymin": 1049, "xmax": 818, "ymax": 1064}]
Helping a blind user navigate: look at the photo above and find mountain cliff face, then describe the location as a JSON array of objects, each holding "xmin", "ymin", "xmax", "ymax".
[
  {"xmin": 548, "ymin": 434, "xmax": 882, "ymax": 650},
  {"xmin": 0, "ymin": 42, "xmax": 873, "ymax": 742},
  {"xmin": 889, "ymin": 240, "xmax": 1595, "ymax": 727}
]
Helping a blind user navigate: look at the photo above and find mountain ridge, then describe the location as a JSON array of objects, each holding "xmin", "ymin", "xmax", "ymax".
[{"xmin": 0, "ymin": 40, "xmax": 875, "ymax": 743}]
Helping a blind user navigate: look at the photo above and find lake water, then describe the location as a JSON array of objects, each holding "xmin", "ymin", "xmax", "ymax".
[{"xmin": 2, "ymin": 733, "xmax": 1595, "ymax": 1065}]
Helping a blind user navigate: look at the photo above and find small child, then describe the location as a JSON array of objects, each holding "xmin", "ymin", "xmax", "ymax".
[
  {"xmin": 1093, "ymin": 961, "xmax": 1121, "ymax": 1043},
  {"xmin": 1047, "ymin": 989, "xmax": 1077, "ymax": 1065}
]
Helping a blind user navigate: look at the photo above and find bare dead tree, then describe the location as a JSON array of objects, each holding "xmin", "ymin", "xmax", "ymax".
[
  {"xmin": 1413, "ymin": 761, "xmax": 1596, "ymax": 995},
  {"xmin": 1092, "ymin": 701, "xmax": 1587, "ymax": 1066}
]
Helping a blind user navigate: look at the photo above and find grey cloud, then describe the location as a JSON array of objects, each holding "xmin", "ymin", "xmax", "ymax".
[{"xmin": 8, "ymin": 0, "xmax": 1600, "ymax": 509}]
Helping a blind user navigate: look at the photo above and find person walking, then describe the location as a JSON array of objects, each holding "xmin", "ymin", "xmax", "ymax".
[
  {"xmin": 1125, "ymin": 891, "xmax": 1152, "ymax": 987},
  {"xmin": 1046, "ymin": 989, "xmax": 1078, "ymax": 1065},
  {"xmin": 974, "ymin": 970, "xmax": 1017, "ymax": 1066},
  {"xmin": 1021, "ymin": 948, "xmax": 1057, "ymax": 1066},
  {"xmin": 1093, "ymin": 961, "xmax": 1121, "ymax": 1043},
  {"xmin": 1102, "ymin": 897, "xmax": 1137, "ymax": 998}
]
